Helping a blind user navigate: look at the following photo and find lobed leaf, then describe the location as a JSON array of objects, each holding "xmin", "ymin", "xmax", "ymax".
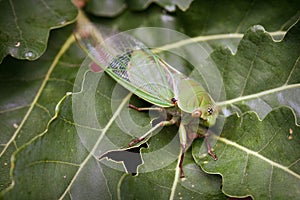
[
  {"xmin": 193, "ymin": 107, "xmax": 300, "ymax": 199},
  {"xmin": 0, "ymin": 0, "xmax": 77, "ymax": 62},
  {"xmin": 85, "ymin": 0, "xmax": 193, "ymax": 17},
  {"xmin": 215, "ymin": 21, "xmax": 300, "ymax": 122},
  {"xmin": 1, "ymin": 2, "xmax": 300, "ymax": 199},
  {"xmin": 0, "ymin": 25, "xmax": 85, "ymax": 195}
]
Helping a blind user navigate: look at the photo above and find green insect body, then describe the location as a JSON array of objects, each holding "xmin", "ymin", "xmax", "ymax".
[{"xmin": 77, "ymin": 31, "xmax": 219, "ymax": 178}]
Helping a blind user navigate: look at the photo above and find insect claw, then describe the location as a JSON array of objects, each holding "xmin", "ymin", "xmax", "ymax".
[
  {"xmin": 129, "ymin": 138, "xmax": 144, "ymax": 147},
  {"xmin": 208, "ymin": 150, "xmax": 218, "ymax": 160},
  {"xmin": 205, "ymin": 135, "xmax": 218, "ymax": 161},
  {"xmin": 180, "ymin": 170, "xmax": 185, "ymax": 178}
]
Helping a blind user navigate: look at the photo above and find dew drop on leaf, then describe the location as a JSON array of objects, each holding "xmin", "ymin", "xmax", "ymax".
[
  {"xmin": 15, "ymin": 42, "xmax": 20, "ymax": 47},
  {"xmin": 24, "ymin": 51, "xmax": 34, "ymax": 58},
  {"xmin": 13, "ymin": 123, "xmax": 18, "ymax": 128},
  {"xmin": 288, "ymin": 128, "xmax": 293, "ymax": 139},
  {"xmin": 60, "ymin": 20, "xmax": 67, "ymax": 25}
]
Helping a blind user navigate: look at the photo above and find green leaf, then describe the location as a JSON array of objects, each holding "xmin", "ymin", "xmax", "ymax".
[
  {"xmin": 120, "ymin": 152, "xmax": 225, "ymax": 200},
  {"xmin": 0, "ymin": 24, "xmax": 85, "ymax": 194},
  {"xmin": 1, "ymin": 64, "xmax": 225, "ymax": 199},
  {"xmin": 215, "ymin": 22, "xmax": 300, "ymax": 122},
  {"xmin": 1, "ymin": 2, "xmax": 300, "ymax": 200},
  {"xmin": 92, "ymin": 5, "xmax": 179, "ymax": 31},
  {"xmin": 177, "ymin": 0, "xmax": 300, "ymax": 35},
  {"xmin": 84, "ymin": 0, "xmax": 193, "ymax": 17},
  {"xmin": 126, "ymin": 0, "xmax": 193, "ymax": 12},
  {"xmin": 85, "ymin": 0, "xmax": 127, "ymax": 17},
  {"xmin": 0, "ymin": 0, "xmax": 78, "ymax": 62},
  {"xmin": 193, "ymin": 107, "xmax": 300, "ymax": 199}
]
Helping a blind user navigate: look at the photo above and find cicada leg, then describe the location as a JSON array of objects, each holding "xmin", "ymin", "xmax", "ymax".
[
  {"xmin": 178, "ymin": 144, "xmax": 186, "ymax": 178},
  {"xmin": 197, "ymin": 127, "xmax": 218, "ymax": 160},
  {"xmin": 128, "ymin": 104, "xmax": 163, "ymax": 112},
  {"xmin": 128, "ymin": 116, "xmax": 179, "ymax": 147},
  {"xmin": 205, "ymin": 136, "xmax": 217, "ymax": 160},
  {"xmin": 178, "ymin": 125, "xmax": 199, "ymax": 178}
]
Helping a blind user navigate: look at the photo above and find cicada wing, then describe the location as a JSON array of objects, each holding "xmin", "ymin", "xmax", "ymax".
[
  {"xmin": 76, "ymin": 28, "xmax": 177, "ymax": 107},
  {"xmin": 123, "ymin": 49, "xmax": 177, "ymax": 106}
]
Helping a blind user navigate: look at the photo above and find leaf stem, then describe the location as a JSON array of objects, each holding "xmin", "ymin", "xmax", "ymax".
[
  {"xmin": 152, "ymin": 31, "xmax": 286, "ymax": 53},
  {"xmin": 216, "ymin": 83, "xmax": 300, "ymax": 107},
  {"xmin": 215, "ymin": 135, "xmax": 300, "ymax": 179}
]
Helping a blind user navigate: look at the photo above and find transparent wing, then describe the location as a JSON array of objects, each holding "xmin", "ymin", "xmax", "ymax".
[{"xmin": 76, "ymin": 30, "xmax": 180, "ymax": 107}]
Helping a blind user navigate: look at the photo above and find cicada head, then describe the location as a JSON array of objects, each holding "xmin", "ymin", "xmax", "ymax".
[
  {"xmin": 191, "ymin": 98, "xmax": 219, "ymax": 127},
  {"xmin": 175, "ymin": 77, "xmax": 219, "ymax": 127}
]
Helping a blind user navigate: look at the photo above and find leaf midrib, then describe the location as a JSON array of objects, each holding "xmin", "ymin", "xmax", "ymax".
[
  {"xmin": 216, "ymin": 83, "xmax": 300, "ymax": 107},
  {"xmin": 152, "ymin": 31, "xmax": 286, "ymax": 53},
  {"xmin": 58, "ymin": 92, "xmax": 132, "ymax": 199},
  {"xmin": 216, "ymin": 136, "xmax": 300, "ymax": 179}
]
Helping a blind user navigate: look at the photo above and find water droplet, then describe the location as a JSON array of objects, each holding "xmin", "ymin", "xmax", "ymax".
[
  {"xmin": 15, "ymin": 42, "xmax": 20, "ymax": 47},
  {"xmin": 25, "ymin": 51, "xmax": 34, "ymax": 58},
  {"xmin": 60, "ymin": 20, "xmax": 67, "ymax": 25},
  {"xmin": 164, "ymin": 5, "xmax": 175, "ymax": 12},
  {"xmin": 13, "ymin": 123, "xmax": 18, "ymax": 128},
  {"xmin": 251, "ymin": 25, "xmax": 265, "ymax": 32}
]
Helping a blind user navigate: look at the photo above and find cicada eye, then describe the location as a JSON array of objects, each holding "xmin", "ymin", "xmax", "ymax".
[
  {"xmin": 207, "ymin": 107, "xmax": 213, "ymax": 115},
  {"xmin": 192, "ymin": 110, "xmax": 202, "ymax": 118}
]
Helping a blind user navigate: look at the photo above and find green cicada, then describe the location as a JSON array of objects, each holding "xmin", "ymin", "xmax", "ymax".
[{"xmin": 75, "ymin": 27, "xmax": 219, "ymax": 178}]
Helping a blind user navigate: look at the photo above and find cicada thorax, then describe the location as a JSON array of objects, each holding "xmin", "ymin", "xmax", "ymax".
[{"xmin": 175, "ymin": 77, "xmax": 218, "ymax": 127}]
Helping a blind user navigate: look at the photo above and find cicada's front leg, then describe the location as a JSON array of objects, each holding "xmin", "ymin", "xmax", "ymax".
[
  {"xmin": 178, "ymin": 124, "xmax": 200, "ymax": 178},
  {"xmin": 128, "ymin": 104, "xmax": 163, "ymax": 112},
  {"xmin": 197, "ymin": 127, "xmax": 217, "ymax": 160},
  {"xmin": 128, "ymin": 116, "xmax": 179, "ymax": 147}
]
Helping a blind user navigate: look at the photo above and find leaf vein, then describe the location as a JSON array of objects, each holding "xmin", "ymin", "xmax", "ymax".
[
  {"xmin": 268, "ymin": 166, "xmax": 273, "ymax": 200},
  {"xmin": 285, "ymin": 55, "xmax": 300, "ymax": 85},
  {"xmin": 0, "ymin": 35, "xmax": 75, "ymax": 159},
  {"xmin": 9, "ymin": 0, "xmax": 27, "ymax": 49},
  {"xmin": 58, "ymin": 93, "xmax": 132, "ymax": 199},
  {"xmin": 241, "ymin": 153, "xmax": 249, "ymax": 184},
  {"xmin": 239, "ymin": 44, "xmax": 259, "ymax": 97},
  {"xmin": 217, "ymin": 83, "xmax": 300, "ymax": 107},
  {"xmin": 216, "ymin": 136, "xmax": 300, "ymax": 179}
]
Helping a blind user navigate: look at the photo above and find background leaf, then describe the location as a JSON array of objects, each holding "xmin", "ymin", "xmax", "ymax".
[
  {"xmin": 193, "ymin": 107, "xmax": 300, "ymax": 199},
  {"xmin": 0, "ymin": 1, "xmax": 300, "ymax": 199},
  {"xmin": 85, "ymin": 0, "xmax": 193, "ymax": 17},
  {"xmin": 178, "ymin": 0, "xmax": 300, "ymax": 35},
  {"xmin": 215, "ymin": 22, "xmax": 300, "ymax": 122},
  {"xmin": 0, "ymin": 0, "xmax": 77, "ymax": 62},
  {"xmin": 0, "ymin": 24, "xmax": 85, "ymax": 193}
]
